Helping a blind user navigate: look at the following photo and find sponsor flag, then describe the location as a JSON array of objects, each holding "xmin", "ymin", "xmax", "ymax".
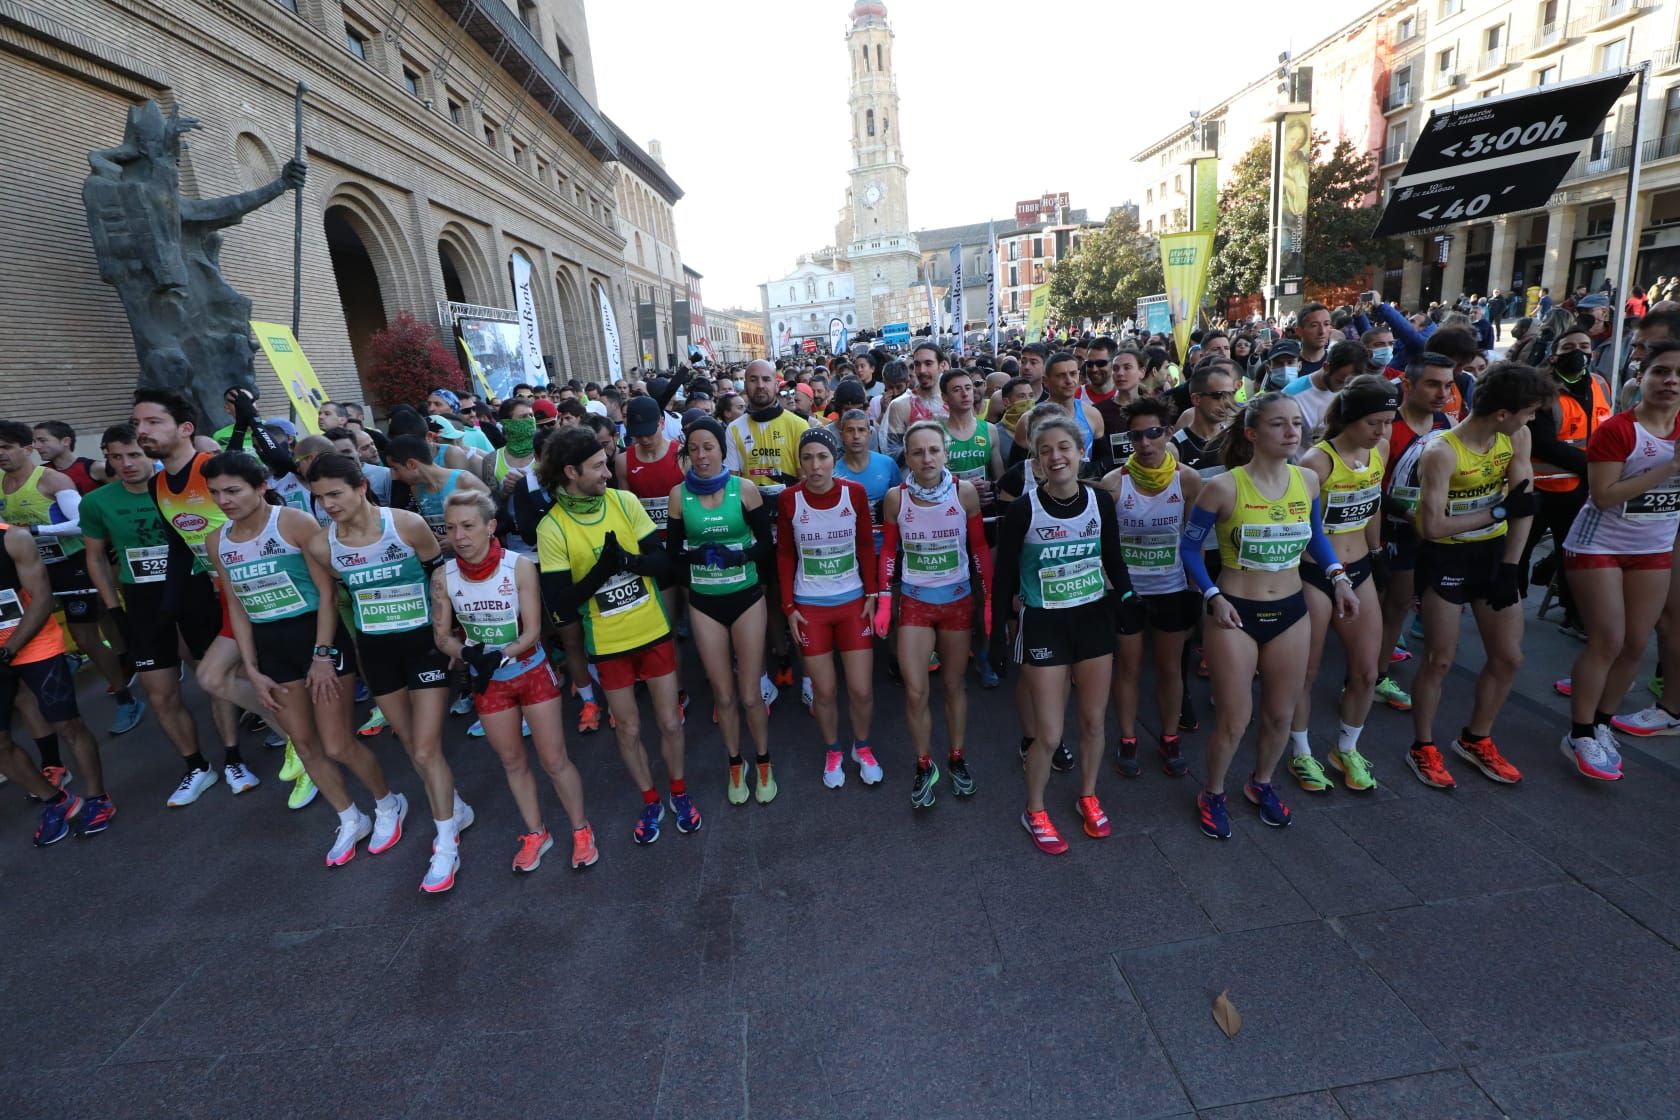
[
  {"xmin": 596, "ymin": 283, "xmax": 623, "ymax": 379},
  {"xmin": 509, "ymin": 252, "xmax": 548, "ymax": 387},
  {"xmin": 251, "ymin": 321, "xmax": 329, "ymax": 434},
  {"xmin": 949, "ymin": 245, "xmax": 965, "ymax": 354},
  {"xmin": 1159, "ymin": 231, "xmax": 1215, "ymax": 362}
]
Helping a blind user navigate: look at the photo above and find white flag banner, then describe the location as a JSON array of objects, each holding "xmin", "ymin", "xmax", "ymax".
[
  {"xmin": 986, "ymin": 221, "xmax": 999, "ymax": 355},
  {"xmin": 949, "ymin": 245, "xmax": 965, "ymax": 355},
  {"xmin": 596, "ymin": 283, "xmax": 623, "ymax": 380},
  {"xmin": 924, "ymin": 273, "xmax": 941, "ymax": 337},
  {"xmin": 509, "ymin": 252, "xmax": 549, "ymax": 387}
]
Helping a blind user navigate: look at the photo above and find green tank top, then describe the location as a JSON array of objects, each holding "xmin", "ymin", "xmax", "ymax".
[
  {"xmin": 220, "ymin": 505, "xmax": 319, "ymax": 622},
  {"xmin": 945, "ymin": 419, "xmax": 992, "ymax": 483},
  {"xmin": 329, "ymin": 508, "xmax": 431, "ymax": 634},
  {"xmin": 680, "ymin": 476, "xmax": 756, "ymax": 596}
]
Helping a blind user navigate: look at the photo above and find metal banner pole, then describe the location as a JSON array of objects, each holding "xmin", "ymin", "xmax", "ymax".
[
  {"xmin": 291, "ymin": 81, "xmax": 307, "ymax": 340},
  {"xmin": 1609, "ymin": 63, "xmax": 1648, "ymax": 395}
]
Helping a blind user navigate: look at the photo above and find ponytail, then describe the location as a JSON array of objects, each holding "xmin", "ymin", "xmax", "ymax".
[{"xmin": 1219, "ymin": 391, "xmax": 1288, "ymax": 473}]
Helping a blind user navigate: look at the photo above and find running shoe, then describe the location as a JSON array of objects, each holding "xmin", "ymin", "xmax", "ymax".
[
  {"xmin": 823, "ymin": 750, "xmax": 846, "ymax": 789},
  {"xmin": 1375, "ymin": 676, "xmax": 1413, "ymax": 711},
  {"xmin": 109, "ymin": 695, "xmax": 146, "ymax": 736},
  {"xmin": 34, "ymin": 794, "xmax": 81, "ymax": 846},
  {"xmin": 167, "ymin": 767, "xmax": 219, "ymax": 808},
  {"xmin": 1020, "ymin": 808, "xmax": 1069, "ymax": 854},
  {"xmin": 928, "ymin": 651, "xmax": 942, "ymax": 673},
  {"xmin": 278, "ymin": 741, "xmax": 303, "ymax": 782},
  {"xmin": 467, "ymin": 720, "xmax": 484, "ymax": 738},
  {"xmin": 28, "ymin": 765, "xmax": 71, "ymax": 804},
  {"xmin": 420, "ymin": 845, "xmax": 459, "ymax": 893},
  {"xmin": 976, "ymin": 650, "xmax": 1000, "ymax": 689},
  {"xmin": 1196, "ymin": 791, "xmax": 1231, "ymax": 840},
  {"xmin": 1075, "ymin": 794, "xmax": 1111, "ymax": 839},
  {"xmin": 1557, "ymin": 622, "xmax": 1587, "ymax": 643},
  {"xmin": 224, "ymin": 762, "xmax": 259, "ymax": 795},
  {"xmin": 676, "ymin": 617, "xmax": 690, "ymax": 641},
  {"xmin": 80, "ymin": 794, "xmax": 116, "ymax": 836},
  {"xmin": 1390, "ymin": 644, "xmax": 1412, "ymax": 663},
  {"xmin": 353, "ymin": 679, "xmax": 371, "ymax": 704},
  {"xmin": 1243, "ymin": 779, "xmax": 1292, "ymax": 827},
  {"xmin": 1051, "ymin": 742, "xmax": 1075, "ymax": 772},
  {"xmin": 634, "ymin": 801, "xmax": 664, "ymax": 844},
  {"xmin": 801, "ymin": 676, "xmax": 815, "ymax": 714},
  {"xmin": 369, "ymin": 792, "xmax": 408, "ymax": 855},
  {"xmin": 1453, "ymin": 731, "xmax": 1522, "ymax": 784},
  {"xmin": 1409, "ymin": 616, "xmax": 1426, "ymax": 642},
  {"xmin": 1114, "ymin": 737, "xmax": 1140, "ymax": 778},
  {"xmin": 62, "ymin": 652, "xmax": 89, "ymax": 676},
  {"xmin": 910, "ymin": 761, "xmax": 939, "ymax": 809},
  {"xmin": 727, "ymin": 764, "xmax": 749, "ymax": 806},
  {"xmin": 1553, "ymin": 678, "xmax": 1573, "ymax": 698},
  {"xmin": 1328, "ymin": 748, "xmax": 1376, "ymax": 791},
  {"xmin": 512, "ymin": 830, "xmax": 553, "ymax": 872},
  {"xmin": 760, "ymin": 676, "xmax": 780, "ymax": 712},
  {"xmin": 357, "ymin": 708, "xmax": 387, "ymax": 737},
  {"xmin": 263, "ymin": 727, "xmax": 286, "ymax": 749},
  {"xmin": 678, "ymin": 690, "xmax": 689, "ymax": 726},
  {"xmin": 448, "ymin": 693, "xmax": 474, "ymax": 717},
  {"xmin": 1159, "ymin": 735, "xmax": 1188, "ymax": 778},
  {"xmin": 571, "ymin": 824, "xmax": 599, "ymax": 868},
  {"xmin": 1612, "ymin": 705, "xmax": 1680, "ymax": 737},
  {"xmin": 948, "ymin": 754, "xmax": 975, "ymax": 797},
  {"xmin": 1407, "ymin": 744, "xmax": 1457, "ymax": 790},
  {"xmin": 1594, "ymin": 724, "xmax": 1624, "ymax": 771},
  {"xmin": 287, "ymin": 772, "xmax": 318, "ymax": 811},
  {"xmin": 670, "ymin": 792, "xmax": 702, "ymax": 834},
  {"xmin": 326, "ymin": 810, "xmax": 372, "ymax": 867},
  {"xmin": 754, "ymin": 764, "xmax": 778, "ymax": 804},
  {"xmin": 576, "ymin": 700, "xmax": 602, "ymax": 735},
  {"xmin": 239, "ymin": 710, "xmax": 267, "ymax": 734},
  {"xmin": 1196, "ymin": 653, "xmax": 1209, "ymax": 679},
  {"xmin": 851, "ymin": 744, "xmax": 883, "ymax": 785},
  {"xmin": 1288, "ymin": 754, "xmax": 1333, "ymax": 793},
  {"xmin": 1560, "ymin": 733, "xmax": 1620, "ymax": 782},
  {"xmin": 1178, "ymin": 705, "xmax": 1200, "ymax": 734}
]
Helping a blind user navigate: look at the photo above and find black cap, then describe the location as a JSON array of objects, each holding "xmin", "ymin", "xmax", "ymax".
[
  {"xmin": 626, "ymin": 396, "xmax": 662, "ymax": 437},
  {"xmin": 831, "ymin": 380, "xmax": 868, "ymax": 408}
]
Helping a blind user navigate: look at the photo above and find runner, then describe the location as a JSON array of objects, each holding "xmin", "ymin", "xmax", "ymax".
[
  {"xmin": 876, "ymin": 421, "xmax": 991, "ymax": 808},
  {"xmin": 778, "ymin": 427, "xmax": 882, "ymax": 790},
  {"xmin": 617, "ymin": 395, "xmax": 687, "ymax": 625},
  {"xmin": 203, "ymin": 452, "xmax": 409, "ymax": 870},
  {"xmin": 0, "ymin": 521, "xmax": 112, "ymax": 844},
  {"xmin": 81, "ymin": 424, "xmax": 247, "ymax": 805},
  {"xmin": 1099, "ymin": 398, "xmax": 1201, "ymax": 779},
  {"xmin": 305, "ymin": 452, "xmax": 475, "ymax": 890},
  {"xmin": 32, "ymin": 422, "xmax": 103, "ymax": 494},
  {"xmin": 1013, "ymin": 351, "xmax": 1103, "ymax": 462},
  {"xmin": 1561, "ymin": 342, "xmax": 1680, "ymax": 771},
  {"xmin": 666, "ymin": 417, "xmax": 778, "ymax": 805},
  {"xmin": 1407, "ymin": 363, "xmax": 1552, "ymax": 789},
  {"xmin": 1287, "ymin": 376, "xmax": 1396, "ymax": 793},
  {"xmin": 1179, "ymin": 393, "xmax": 1358, "ymax": 839},
  {"xmin": 884, "ymin": 342, "xmax": 951, "ymax": 454},
  {"xmin": 537, "ymin": 427, "xmax": 696, "ymax": 844},
  {"xmin": 386, "ymin": 434, "xmax": 490, "ymax": 551},
  {"xmin": 433, "ymin": 490, "xmax": 597, "ymax": 872},
  {"xmin": 991, "ymin": 415, "xmax": 1136, "ymax": 854}
]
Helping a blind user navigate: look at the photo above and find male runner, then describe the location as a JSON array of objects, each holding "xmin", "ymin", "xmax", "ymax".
[
  {"xmin": 32, "ymin": 422, "xmax": 103, "ymax": 493},
  {"xmin": 884, "ymin": 342, "xmax": 952, "ymax": 455}
]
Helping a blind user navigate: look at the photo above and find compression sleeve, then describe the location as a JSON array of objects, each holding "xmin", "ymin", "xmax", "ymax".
[
  {"xmin": 743, "ymin": 502, "xmax": 775, "ymax": 567},
  {"xmin": 1306, "ymin": 498, "xmax": 1343, "ymax": 573},
  {"xmin": 776, "ymin": 491, "xmax": 797, "ymax": 615},
  {"xmin": 1180, "ymin": 505, "xmax": 1219, "ymax": 594},
  {"xmin": 877, "ymin": 515, "xmax": 900, "ymax": 590},
  {"xmin": 664, "ymin": 507, "xmax": 694, "ymax": 586},
  {"xmin": 32, "ymin": 488, "xmax": 82, "ymax": 536}
]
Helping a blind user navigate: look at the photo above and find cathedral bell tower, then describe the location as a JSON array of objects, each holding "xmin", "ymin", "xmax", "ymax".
[{"xmin": 841, "ymin": 1, "xmax": 920, "ymax": 325}]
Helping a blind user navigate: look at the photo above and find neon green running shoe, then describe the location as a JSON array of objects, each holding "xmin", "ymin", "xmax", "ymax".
[
  {"xmin": 1329, "ymin": 747, "xmax": 1377, "ymax": 791},
  {"xmin": 278, "ymin": 740, "xmax": 302, "ymax": 782},
  {"xmin": 357, "ymin": 707, "xmax": 387, "ymax": 737},
  {"xmin": 1375, "ymin": 676, "xmax": 1413, "ymax": 711},
  {"xmin": 727, "ymin": 764, "xmax": 749, "ymax": 806},
  {"xmin": 1288, "ymin": 753, "xmax": 1334, "ymax": 792},
  {"xmin": 754, "ymin": 763, "xmax": 778, "ymax": 805},
  {"xmin": 287, "ymin": 771, "xmax": 317, "ymax": 811}
]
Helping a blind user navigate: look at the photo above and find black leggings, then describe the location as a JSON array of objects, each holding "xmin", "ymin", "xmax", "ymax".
[{"xmin": 1520, "ymin": 487, "xmax": 1587, "ymax": 623}]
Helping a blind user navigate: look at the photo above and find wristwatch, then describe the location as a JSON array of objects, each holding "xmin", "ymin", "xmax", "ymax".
[
  {"xmin": 1489, "ymin": 502, "xmax": 1508, "ymax": 522},
  {"xmin": 311, "ymin": 645, "xmax": 340, "ymax": 661}
]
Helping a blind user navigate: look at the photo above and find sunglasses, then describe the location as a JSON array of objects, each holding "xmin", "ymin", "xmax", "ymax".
[
  {"xmin": 1196, "ymin": 390, "xmax": 1236, "ymax": 401},
  {"xmin": 1129, "ymin": 425, "xmax": 1169, "ymax": 441},
  {"xmin": 1083, "ymin": 358, "xmax": 1110, "ymax": 369}
]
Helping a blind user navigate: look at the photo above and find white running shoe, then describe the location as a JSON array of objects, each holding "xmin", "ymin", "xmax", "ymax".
[
  {"xmin": 421, "ymin": 844, "xmax": 459, "ymax": 893},
  {"xmin": 1612, "ymin": 705, "xmax": 1680, "ymax": 738},
  {"xmin": 453, "ymin": 797, "xmax": 476, "ymax": 835},
  {"xmin": 167, "ymin": 767, "xmax": 219, "ymax": 807},
  {"xmin": 822, "ymin": 750, "xmax": 845, "ymax": 789},
  {"xmin": 1560, "ymin": 733, "xmax": 1619, "ymax": 782},
  {"xmin": 369, "ymin": 792, "xmax": 408, "ymax": 855},
  {"xmin": 851, "ymin": 744, "xmax": 884, "ymax": 785},
  {"xmin": 801, "ymin": 676, "xmax": 815, "ymax": 712},
  {"xmin": 760, "ymin": 675, "xmax": 779, "ymax": 712},
  {"xmin": 326, "ymin": 810, "xmax": 373, "ymax": 867},
  {"xmin": 223, "ymin": 762, "xmax": 259, "ymax": 795},
  {"xmin": 1594, "ymin": 724, "xmax": 1624, "ymax": 770}
]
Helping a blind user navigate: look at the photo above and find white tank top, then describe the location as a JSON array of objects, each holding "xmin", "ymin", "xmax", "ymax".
[
  {"xmin": 1116, "ymin": 472, "xmax": 1188, "ymax": 596},
  {"xmin": 895, "ymin": 485, "xmax": 969, "ymax": 591},
  {"xmin": 1563, "ymin": 416, "xmax": 1680, "ymax": 555},
  {"xmin": 791, "ymin": 484, "xmax": 864, "ymax": 602},
  {"xmin": 444, "ymin": 550, "xmax": 522, "ymax": 650}
]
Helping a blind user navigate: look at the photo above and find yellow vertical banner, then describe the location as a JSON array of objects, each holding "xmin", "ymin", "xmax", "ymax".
[
  {"xmin": 250, "ymin": 320, "xmax": 329, "ymax": 434},
  {"xmin": 1159, "ymin": 231, "xmax": 1215, "ymax": 363},
  {"xmin": 1193, "ymin": 157, "xmax": 1219, "ymax": 233},
  {"xmin": 1026, "ymin": 285, "xmax": 1051, "ymax": 343}
]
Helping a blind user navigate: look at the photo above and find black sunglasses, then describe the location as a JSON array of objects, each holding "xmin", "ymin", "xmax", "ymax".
[
  {"xmin": 1196, "ymin": 390, "xmax": 1236, "ymax": 401},
  {"xmin": 1083, "ymin": 358, "xmax": 1110, "ymax": 369},
  {"xmin": 1130, "ymin": 425, "xmax": 1169, "ymax": 441}
]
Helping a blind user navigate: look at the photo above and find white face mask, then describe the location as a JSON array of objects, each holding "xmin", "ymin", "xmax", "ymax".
[{"xmin": 1269, "ymin": 364, "xmax": 1299, "ymax": 388}]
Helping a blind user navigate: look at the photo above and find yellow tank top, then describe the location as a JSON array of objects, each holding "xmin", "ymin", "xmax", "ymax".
[
  {"xmin": 1, "ymin": 465, "xmax": 83, "ymax": 561},
  {"xmin": 1316, "ymin": 441, "xmax": 1384, "ymax": 535},
  {"xmin": 536, "ymin": 489, "xmax": 670, "ymax": 657},
  {"xmin": 1219, "ymin": 465, "xmax": 1313, "ymax": 571},
  {"xmin": 1429, "ymin": 429, "xmax": 1512, "ymax": 544}
]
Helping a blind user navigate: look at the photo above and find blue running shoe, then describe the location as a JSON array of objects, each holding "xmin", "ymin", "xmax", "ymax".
[
  {"xmin": 80, "ymin": 795, "xmax": 116, "ymax": 836},
  {"xmin": 976, "ymin": 650, "xmax": 1000, "ymax": 689},
  {"xmin": 34, "ymin": 794, "xmax": 82, "ymax": 846},
  {"xmin": 670, "ymin": 792, "xmax": 702, "ymax": 834},
  {"xmin": 1243, "ymin": 779, "xmax": 1292, "ymax": 828},
  {"xmin": 1197, "ymin": 791, "xmax": 1231, "ymax": 840},
  {"xmin": 109, "ymin": 695, "xmax": 146, "ymax": 736},
  {"xmin": 633, "ymin": 801, "xmax": 664, "ymax": 845},
  {"xmin": 353, "ymin": 679, "xmax": 371, "ymax": 704},
  {"xmin": 467, "ymin": 720, "xmax": 485, "ymax": 738}
]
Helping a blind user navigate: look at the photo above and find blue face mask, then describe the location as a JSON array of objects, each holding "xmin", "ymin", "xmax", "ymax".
[
  {"xmin": 1371, "ymin": 346, "xmax": 1395, "ymax": 367},
  {"xmin": 1268, "ymin": 364, "xmax": 1299, "ymax": 389}
]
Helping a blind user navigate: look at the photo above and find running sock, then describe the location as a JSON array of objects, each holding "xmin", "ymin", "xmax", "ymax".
[
  {"xmin": 434, "ymin": 816, "xmax": 459, "ymax": 849},
  {"xmin": 337, "ymin": 805, "xmax": 361, "ymax": 828},
  {"xmin": 1572, "ymin": 722, "xmax": 1596, "ymax": 740},
  {"xmin": 223, "ymin": 745, "xmax": 244, "ymax": 768},
  {"xmin": 183, "ymin": 750, "xmax": 209, "ymax": 772},
  {"xmin": 452, "ymin": 789, "xmax": 468, "ymax": 816},
  {"xmin": 575, "ymin": 682, "xmax": 596, "ymax": 704},
  {"xmin": 670, "ymin": 777, "xmax": 687, "ymax": 796},
  {"xmin": 1462, "ymin": 727, "xmax": 1490, "ymax": 743},
  {"xmin": 33, "ymin": 733, "xmax": 62, "ymax": 770},
  {"xmin": 1336, "ymin": 723, "xmax": 1364, "ymax": 754},
  {"xmin": 374, "ymin": 792, "xmax": 399, "ymax": 814},
  {"xmin": 1594, "ymin": 711, "xmax": 1614, "ymax": 729},
  {"xmin": 917, "ymin": 755, "xmax": 933, "ymax": 772},
  {"xmin": 1410, "ymin": 740, "xmax": 1435, "ymax": 752},
  {"xmin": 1161, "ymin": 734, "xmax": 1181, "ymax": 748},
  {"xmin": 641, "ymin": 787, "xmax": 659, "ymax": 805},
  {"xmin": 948, "ymin": 747, "xmax": 965, "ymax": 762},
  {"xmin": 1288, "ymin": 730, "xmax": 1312, "ymax": 758}
]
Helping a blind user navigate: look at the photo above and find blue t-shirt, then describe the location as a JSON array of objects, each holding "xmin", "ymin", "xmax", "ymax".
[{"xmin": 835, "ymin": 452, "xmax": 900, "ymax": 549}]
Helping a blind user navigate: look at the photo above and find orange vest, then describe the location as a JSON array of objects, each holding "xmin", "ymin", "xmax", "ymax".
[
  {"xmin": 1533, "ymin": 378, "xmax": 1611, "ymax": 493},
  {"xmin": 0, "ymin": 522, "xmax": 67, "ymax": 665}
]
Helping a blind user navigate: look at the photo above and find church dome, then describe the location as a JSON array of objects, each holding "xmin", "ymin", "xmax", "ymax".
[{"xmin": 850, "ymin": 1, "xmax": 888, "ymax": 27}]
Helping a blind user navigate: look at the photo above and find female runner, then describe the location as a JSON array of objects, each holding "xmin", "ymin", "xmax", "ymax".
[{"xmin": 1179, "ymin": 394, "xmax": 1358, "ymax": 839}]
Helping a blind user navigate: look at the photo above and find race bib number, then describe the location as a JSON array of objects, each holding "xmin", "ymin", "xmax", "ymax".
[
  {"xmin": 233, "ymin": 571, "xmax": 308, "ymax": 622},
  {"xmin": 1624, "ymin": 477, "xmax": 1680, "ymax": 521},
  {"xmin": 124, "ymin": 545, "xmax": 169, "ymax": 584},
  {"xmin": 1037, "ymin": 557, "xmax": 1105, "ymax": 608},
  {"xmin": 800, "ymin": 543, "xmax": 857, "ymax": 581},
  {"xmin": 1325, "ymin": 484, "xmax": 1381, "ymax": 532},
  {"xmin": 1387, "ymin": 484, "xmax": 1420, "ymax": 516},
  {"xmin": 904, "ymin": 540, "xmax": 960, "ymax": 577},
  {"xmin": 0, "ymin": 587, "xmax": 21, "ymax": 643},
  {"xmin": 1118, "ymin": 531, "xmax": 1178, "ymax": 570},
  {"xmin": 1236, "ymin": 522, "xmax": 1311, "ymax": 571},
  {"xmin": 593, "ymin": 571, "xmax": 650, "ymax": 617},
  {"xmin": 640, "ymin": 497, "xmax": 669, "ymax": 530},
  {"xmin": 352, "ymin": 584, "xmax": 428, "ymax": 633},
  {"xmin": 691, "ymin": 563, "xmax": 747, "ymax": 590},
  {"xmin": 1447, "ymin": 490, "xmax": 1500, "ymax": 518},
  {"xmin": 34, "ymin": 536, "xmax": 65, "ymax": 564},
  {"xmin": 460, "ymin": 607, "xmax": 519, "ymax": 647}
]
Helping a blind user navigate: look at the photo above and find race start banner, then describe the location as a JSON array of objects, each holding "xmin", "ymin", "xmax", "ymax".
[
  {"xmin": 251, "ymin": 320, "xmax": 329, "ymax": 434},
  {"xmin": 1374, "ymin": 70, "xmax": 1634, "ymax": 238},
  {"xmin": 1158, "ymin": 231, "xmax": 1215, "ymax": 362}
]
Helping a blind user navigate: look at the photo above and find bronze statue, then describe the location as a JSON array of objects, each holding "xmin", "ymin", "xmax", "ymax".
[{"xmin": 83, "ymin": 100, "xmax": 305, "ymax": 426}]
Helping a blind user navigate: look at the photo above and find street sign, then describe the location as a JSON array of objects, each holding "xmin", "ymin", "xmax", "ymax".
[
  {"xmin": 1373, "ymin": 70, "xmax": 1634, "ymax": 239},
  {"xmin": 881, "ymin": 321, "xmax": 911, "ymax": 345}
]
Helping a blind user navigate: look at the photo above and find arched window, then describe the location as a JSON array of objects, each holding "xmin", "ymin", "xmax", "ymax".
[
  {"xmin": 866, "ymin": 109, "xmax": 875, "ymax": 137},
  {"xmin": 861, "ymin": 43, "xmax": 869, "ymax": 70},
  {"xmin": 789, "ymin": 286, "xmax": 796, "ymax": 301},
  {"xmin": 827, "ymin": 281, "xmax": 835, "ymax": 297},
  {"xmin": 635, "ymin": 232, "xmax": 645, "ymax": 267}
]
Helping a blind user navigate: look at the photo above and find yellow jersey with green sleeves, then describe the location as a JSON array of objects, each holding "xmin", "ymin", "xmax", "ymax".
[{"xmin": 537, "ymin": 489, "xmax": 669, "ymax": 657}]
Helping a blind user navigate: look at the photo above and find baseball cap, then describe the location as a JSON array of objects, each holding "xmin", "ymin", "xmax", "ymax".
[
  {"xmin": 831, "ymin": 380, "xmax": 868, "ymax": 409},
  {"xmin": 531, "ymin": 399, "xmax": 558, "ymax": 422},
  {"xmin": 585, "ymin": 399, "xmax": 609, "ymax": 417},
  {"xmin": 426, "ymin": 415, "xmax": 465, "ymax": 440},
  {"xmin": 794, "ymin": 384, "xmax": 814, "ymax": 399},
  {"xmin": 626, "ymin": 396, "xmax": 662, "ymax": 437},
  {"xmin": 1268, "ymin": 340, "xmax": 1302, "ymax": 361},
  {"xmin": 264, "ymin": 418, "xmax": 298, "ymax": 439}
]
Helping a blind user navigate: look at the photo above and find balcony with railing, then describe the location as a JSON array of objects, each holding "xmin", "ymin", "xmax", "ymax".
[
  {"xmin": 1477, "ymin": 44, "xmax": 1511, "ymax": 76},
  {"xmin": 1560, "ymin": 134, "xmax": 1680, "ymax": 181},
  {"xmin": 1383, "ymin": 82, "xmax": 1415, "ymax": 113},
  {"xmin": 1584, "ymin": 0, "xmax": 1656, "ymax": 32},
  {"xmin": 1531, "ymin": 18, "xmax": 1572, "ymax": 56},
  {"xmin": 1657, "ymin": 42, "xmax": 1680, "ymax": 73},
  {"xmin": 1381, "ymin": 139, "xmax": 1410, "ymax": 167}
]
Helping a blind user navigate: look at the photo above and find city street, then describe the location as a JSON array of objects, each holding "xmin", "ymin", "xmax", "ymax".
[{"xmin": 3, "ymin": 585, "xmax": 1678, "ymax": 1119}]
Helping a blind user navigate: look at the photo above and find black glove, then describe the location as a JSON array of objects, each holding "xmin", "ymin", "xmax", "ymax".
[
  {"xmin": 229, "ymin": 389, "xmax": 259, "ymax": 424},
  {"xmin": 1502, "ymin": 478, "xmax": 1537, "ymax": 521},
  {"xmin": 1487, "ymin": 562, "xmax": 1522, "ymax": 610},
  {"xmin": 460, "ymin": 640, "xmax": 506, "ymax": 695},
  {"xmin": 1367, "ymin": 549, "xmax": 1391, "ymax": 596},
  {"xmin": 1113, "ymin": 590, "xmax": 1144, "ymax": 633},
  {"xmin": 594, "ymin": 532, "xmax": 627, "ymax": 576}
]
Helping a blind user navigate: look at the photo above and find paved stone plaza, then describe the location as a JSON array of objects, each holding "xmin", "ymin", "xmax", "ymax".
[{"xmin": 4, "ymin": 593, "xmax": 1680, "ymax": 1119}]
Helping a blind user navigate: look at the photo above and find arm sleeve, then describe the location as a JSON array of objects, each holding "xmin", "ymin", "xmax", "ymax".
[
  {"xmin": 1528, "ymin": 409, "xmax": 1588, "ymax": 476},
  {"xmin": 1179, "ymin": 505, "xmax": 1218, "ymax": 594},
  {"xmin": 853, "ymin": 486, "xmax": 878, "ymax": 595},
  {"xmin": 877, "ymin": 516, "xmax": 900, "ymax": 590},
  {"xmin": 1305, "ymin": 498, "xmax": 1342, "ymax": 572},
  {"xmin": 990, "ymin": 497, "xmax": 1028, "ymax": 621},
  {"xmin": 653, "ymin": 368, "xmax": 690, "ymax": 412},
  {"xmin": 664, "ymin": 508, "xmax": 693, "ymax": 587},
  {"xmin": 33, "ymin": 487, "xmax": 82, "ymax": 537},
  {"xmin": 967, "ymin": 509, "xmax": 993, "ymax": 598},
  {"xmin": 776, "ymin": 491, "xmax": 797, "ymax": 615},
  {"xmin": 632, "ymin": 531, "xmax": 673, "ymax": 585},
  {"xmin": 1093, "ymin": 488, "xmax": 1134, "ymax": 598},
  {"xmin": 744, "ymin": 502, "xmax": 775, "ymax": 567}
]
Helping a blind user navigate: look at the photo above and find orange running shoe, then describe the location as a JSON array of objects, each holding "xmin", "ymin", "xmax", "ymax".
[
  {"xmin": 576, "ymin": 700, "xmax": 601, "ymax": 734},
  {"xmin": 1406, "ymin": 744, "xmax": 1457, "ymax": 790},
  {"xmin": 512, "ymin": 829, "xmax": 552, "ymax": 873},
  {"xmin": 1453, "ymin": 731, "xmax": 1522, "ymax": 784},
  {"xmin": 571, "ymin": 823, "xmax": 599, "ymax": 868},
  {"xmin": 1074, "ymin": 795, "xmax": 1111, "ymax": 839}
]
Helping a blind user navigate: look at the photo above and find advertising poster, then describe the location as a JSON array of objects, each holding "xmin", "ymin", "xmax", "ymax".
[
  {"xmin": 456, "ymin": 316, "xmax": 522, "ymax": 402},
  {"xmin": 251, "ymin": 320, "xmax": 329, "ymax": 434},
  {"xmin": 1159, "ymin": 232, "xmax": 1215, "ymax": 361}
]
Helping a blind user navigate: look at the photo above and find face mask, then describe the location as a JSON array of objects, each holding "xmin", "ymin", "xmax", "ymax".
[
  {"xmin": 1371, "ymin": 346, "xmax": 1394, "ymax": 368},
  {"xmin": 502, "ymin": 417, "xmax": 536, "ymax": 456},
  {"xmin": 1267, "ymin": 364, "xmax": 1298, "ymax": 389},
  {"xmin": 1554, "ymin": 350, "xmax": 1589, "ymax": 379}
]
